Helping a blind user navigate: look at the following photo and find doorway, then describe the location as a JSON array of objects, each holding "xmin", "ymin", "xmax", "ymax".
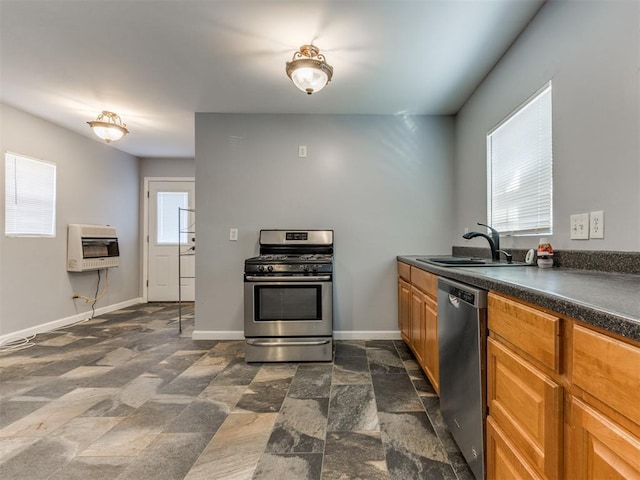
[{"xmin": 146, "ymin": 179, "xmax": 195, "ymax": 301}]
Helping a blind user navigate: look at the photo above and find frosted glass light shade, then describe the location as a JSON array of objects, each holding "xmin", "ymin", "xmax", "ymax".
[
  {"xmin": 91, "ymin": 123, "xmax": 127, "ymax": 142},
  {"xmin": 290, "ymin": 66, "xmax": 329, "ymax": 94}
]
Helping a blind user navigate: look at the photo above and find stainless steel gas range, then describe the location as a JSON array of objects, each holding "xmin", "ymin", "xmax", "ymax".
[{"xmin": 243, "ymin": 229, "xmax": 334, "ymax": 363}]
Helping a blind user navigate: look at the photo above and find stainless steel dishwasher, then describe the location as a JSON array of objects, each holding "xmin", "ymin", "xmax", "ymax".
[{"xmin": 437, "ymin": 277, "xmax": 488, "ymax": 480}]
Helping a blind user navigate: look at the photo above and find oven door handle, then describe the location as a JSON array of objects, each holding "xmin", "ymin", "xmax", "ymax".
[
  {"xmin": 244, "ymin": 275, "xmax": 332, "ymax": 282},
  {"xmin": 246, "ymin": 339, "xmax": 332, "ymax": 347}
]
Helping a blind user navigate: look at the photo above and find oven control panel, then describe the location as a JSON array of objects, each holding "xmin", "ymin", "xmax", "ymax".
[
  {"xmin": 286, "ymin": 232, "xmax": 308, "ymax": 241},
  {"xmin": 260, "ymin": 229, "xmax": 333, "ymax": 246}
]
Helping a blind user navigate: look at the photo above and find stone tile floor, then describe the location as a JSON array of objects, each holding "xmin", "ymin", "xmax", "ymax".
[{"xmin": 0, "ymin": 303, "xmax": 474, "ymax": 480}]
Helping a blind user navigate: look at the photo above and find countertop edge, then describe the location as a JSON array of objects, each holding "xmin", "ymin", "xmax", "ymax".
[{"xmin": 397, "ymin": 255, "xmax": 640, "ymax": 342}]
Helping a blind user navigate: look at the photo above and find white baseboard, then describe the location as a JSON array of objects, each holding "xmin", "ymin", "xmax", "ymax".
[
  {"xmin": 0, "ymin": 297, "xmax": 145, "ymax": 346},
  {"xmin": 334, "ymin": 331, "xmax": 402, "ymax": 340},
  {"xmin": 192, "ymin": 330, "xmax": 245, "ymax": 340},
  {"xmin": 190, "ymin": 330, "xmax": 402, "ymax": 341}
]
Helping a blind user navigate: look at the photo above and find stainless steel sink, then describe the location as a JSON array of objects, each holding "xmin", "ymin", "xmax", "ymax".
[{"xmin": 416, "ymin": 256, "xmax": 530, "ymax": 267}]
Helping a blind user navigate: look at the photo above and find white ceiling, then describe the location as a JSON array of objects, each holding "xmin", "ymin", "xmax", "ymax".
[{"xmin": 0, "ymin": 0, "xmax": 545, "ymax": 158}]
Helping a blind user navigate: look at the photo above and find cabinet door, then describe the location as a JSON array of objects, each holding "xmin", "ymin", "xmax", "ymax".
[
  {"xmin": 570, "ymin": 398, "xmax": 640, "ymax": 479},
  {"xmin": 410, "ymin": 286, "xmax": 425, "ymax": 365},
  {"xmin": 487, "ymin": 338, "xmax": 563, "ymax": 479},
  {"xmin": 486, "ymin": 416, "xmax": 543, "ymax": 480},
  {"xmin": 572, "ymin": 324, "xmax": 640, "ymax": 427},
  {"xmin": 423, "ymin": 293, "xmax": 439, "ymax": 395},
  {"xmin": 398, "ymin": 278, "xmax": 411, "ymax": 344}
]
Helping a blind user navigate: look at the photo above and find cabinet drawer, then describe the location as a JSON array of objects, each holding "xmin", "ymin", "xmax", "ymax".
[
  {"xmin": 410, "ymin": 266, "xmax": 437, "ymax": 297},
  {"xmin": 572, "ymin": 324, "xmax": 640, "ymax": 426},
  {"xmin": 486, "ymin": 416, "xmax": 543, "ymax": 480},
  {"xmin": 488, "ymin": 337, "xmax": 563, "ymax": 479},
  {"xmin": 488, "ymin": 293, "xmax": 560, "ymax": 372},
  {"xmin": 570, "ymin": 398, "xmax": 640, "ymax": 479},
  {"xmin": 397, "ymin": 261, "xmax": 410, "ymax": 282}
]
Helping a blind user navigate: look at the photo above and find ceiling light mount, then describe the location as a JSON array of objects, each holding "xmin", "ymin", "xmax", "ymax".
[
  {"xmin": 87, "ymin": 111, "xmax": 129, "ymax": 143},
  {"xmin": 286, "ymin": 44, "xmax": 333, "ymax": 95}
]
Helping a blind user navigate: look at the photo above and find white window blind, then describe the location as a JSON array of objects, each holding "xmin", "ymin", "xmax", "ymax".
[
  {"xmin": 487, "ymin": 83, "xmax": 553, "ymax": 236},
  {"xmin": 5, "ymin": 152, "xmax": 57, "ymax": 237}
]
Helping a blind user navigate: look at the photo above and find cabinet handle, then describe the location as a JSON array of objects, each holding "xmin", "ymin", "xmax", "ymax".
[{"xmin": 246, "ymin": 339, "xmax": 331, "ymax": 347}]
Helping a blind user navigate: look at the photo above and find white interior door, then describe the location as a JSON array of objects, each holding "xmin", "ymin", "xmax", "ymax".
[{"xmin": 148, "ymin": 180, "xmax": 195, "ymax": 301}]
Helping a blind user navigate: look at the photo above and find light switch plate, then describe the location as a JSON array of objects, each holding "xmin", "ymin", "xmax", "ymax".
[
  {"xmin": 570, "ymin": 213, "xmax": 589, "ymax": 240},
  {"xmin": 229, "ymin": 228, "xmax": 238, "ymax": 241},
  {"xmin": 590, "ymin": 210, "xmax": 604, "ymax": 239}
]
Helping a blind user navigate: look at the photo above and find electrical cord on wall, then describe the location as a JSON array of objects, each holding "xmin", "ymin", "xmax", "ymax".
[
  {"xmin": 0, "ymin": 334, "xmax": 36, "ymax": 353},
  {"xmin": 72, "ymin": 268, "xmax": 109, "ymax": 319},
  {"xmin": 1, "ymin": 269, "xmax": 111, "ymax": 354}
]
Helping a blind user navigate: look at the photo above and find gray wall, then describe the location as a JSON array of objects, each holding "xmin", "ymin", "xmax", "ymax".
[
  {"xmin": 140, "ymin": 157, "xmax": 195, "ymax": 178},
  {"xmin": 0, "ymin": 103, "xmax": 141, "ymax": 337},
  {"xmin": 454, "ymin": 0, "xmax": 640, "ymax": 252},
  {"xmin": 195, "ymin": 113, "xmax": 454, "ymax": 337}
]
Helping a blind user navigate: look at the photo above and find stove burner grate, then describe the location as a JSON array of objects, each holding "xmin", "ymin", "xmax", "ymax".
[{"xmin": 258, "ymin": 254, "xmax": 288, "ymax": 261}]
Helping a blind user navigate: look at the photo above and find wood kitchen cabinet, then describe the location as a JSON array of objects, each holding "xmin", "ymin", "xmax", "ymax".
[
  {"xmin": 569, "ymin": 399, "xmax": 640, "ymax": 479},
  {"xmin": 487, "ymin": 336, "xmax": 562, "ymax": 479},
  {"xmin": 486, "ymin": 292, "xmax": 640, "ymax": 480},
  {"xmin": 567, "ymin": 324, "xmax": 640, "ymax": 479},
  {"xmin": 422, "ymin": 291, "xmax": 438, "ymax": 392},
  {"xmin": 410, "ymin": 266, "xmax": 439, "ymax": 394},
  {"xmin": 397, "ymin": 262, "xmax": 411, "ymax": 344},
  {"xmin": 410, "ymin": 286, "xmax": 426, "ymax": 366},
  {"xmin": 396, "ymin": 261, "xmax": 439, "ymax": 394},
  {"xmin": 398, "ymin": 266, "xmax": 640, "ymax": 478},
  {"xmin": 487, "ymin": 293, "xmax": 563, "ymax": 480},
  {"xmin": 486, "ymin": 416, "xmax": 544, "ymax": 480}
]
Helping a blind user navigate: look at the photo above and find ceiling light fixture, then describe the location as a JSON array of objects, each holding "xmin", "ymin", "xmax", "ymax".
[
  {"xmin": 87, "ymin": 111, "xmax": 129, "ymax": 143},
  {"xmin": 286, "ymin": 44, "xmax": 333, "ymax": 95}
]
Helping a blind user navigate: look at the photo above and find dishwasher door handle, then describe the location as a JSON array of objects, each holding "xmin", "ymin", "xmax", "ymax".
[{"xmin": 448, "ymin": 294, "xmax": 461, "ymax": 308}]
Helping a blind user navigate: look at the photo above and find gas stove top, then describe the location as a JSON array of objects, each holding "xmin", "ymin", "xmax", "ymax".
[
  {"xmin": 244, "ymin": 254, "xmax": 333, "ymax": 275},
  {"xmin": 244, "ymin": 229, "xmax": 334, "ymax": 276},
  {"xmin": 245, "ymin": 253, "xmax": 333, "ymax": 264}
]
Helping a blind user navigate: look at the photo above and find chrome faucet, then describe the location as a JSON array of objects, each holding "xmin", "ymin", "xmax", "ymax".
[{"xmin": 463, "ymin": 223, "xmax": 512, "ymax": 263}]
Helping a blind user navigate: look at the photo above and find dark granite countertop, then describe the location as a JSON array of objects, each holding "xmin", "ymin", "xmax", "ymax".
[{"xmin": 397, "ymin": 255, "xmax": 640, "ymax": 342}]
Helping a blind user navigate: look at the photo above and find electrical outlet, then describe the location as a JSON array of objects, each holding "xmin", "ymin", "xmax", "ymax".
[
  {"xmin": 298, "ymin": 145, "xmax": 307, "ymax": 158},
  {"xmin": 590, "ymin": 210, "xmax": 604, "ymax": 239},
  {"xmin": 570, "ymin": 213, "xmax": 589, "ymax": 240},
  {"xmin": 229, "ymin": 228, "xmax": 238, "ymax": 241}
]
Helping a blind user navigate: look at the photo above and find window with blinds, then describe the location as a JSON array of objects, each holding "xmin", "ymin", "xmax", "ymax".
[
  {"xmin": 5, "ymin": 152, "xmax": 57, "ymax": 237},
  {"xmin": 487, "ymin": 82, "xmax": 553, "ymax": 236}
]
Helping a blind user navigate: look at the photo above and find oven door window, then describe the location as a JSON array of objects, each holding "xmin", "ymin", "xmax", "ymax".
[{"xmin": 255, "ymin": 285, "xmax": 322, "ymax": 321}]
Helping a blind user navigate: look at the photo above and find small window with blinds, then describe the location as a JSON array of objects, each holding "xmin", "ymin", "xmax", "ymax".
[
  {"xmin": 5, "ymin": 152, "xmax": 57, "ymax": 237},
  {"xmin": 487, "ymin": 82, "xmax": 553, "ymax": 236}
]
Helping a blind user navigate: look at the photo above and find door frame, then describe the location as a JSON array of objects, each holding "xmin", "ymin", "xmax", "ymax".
[{"xmin": 142, "ymin": 176, "xmax": 195, "ymax": 302}]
